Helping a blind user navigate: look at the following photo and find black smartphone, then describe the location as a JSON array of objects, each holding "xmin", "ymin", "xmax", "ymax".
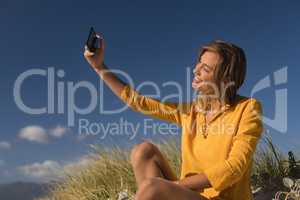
[{"xmin": 86, "ymin": 27, "xmax": 99, "ymax": 52}]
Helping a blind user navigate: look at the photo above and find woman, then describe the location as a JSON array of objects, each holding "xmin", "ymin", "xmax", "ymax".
[{"xmin": 84, "ymin": 39, "xmax": 263, "ymax": 200}]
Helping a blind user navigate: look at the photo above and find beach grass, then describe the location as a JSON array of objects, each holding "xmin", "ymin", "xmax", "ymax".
[{"xmin": 40, "ymin": 134, "xmax": 298, "ymax": 200}]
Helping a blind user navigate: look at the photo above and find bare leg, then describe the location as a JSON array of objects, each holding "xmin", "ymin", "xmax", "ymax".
[
  {"xmin": 130, "ymin": 140, "xmax": 178, "ymax": 188},
  {"xmin": 134, "ymin": 177, "xmax": 208, "ymax": 200}
]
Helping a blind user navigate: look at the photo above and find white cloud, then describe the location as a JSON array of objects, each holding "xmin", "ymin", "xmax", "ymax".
[
  {"xmin": 18, "ymin": 126, "xmax": 48, "ymax": 143},
  {"xmin": 18, "ymin": 160, "xmax": 63, "ymax": 181},
  {"xmin": 49, "ymin": 125, "xmax": 70, "ymax": 138},
  {"xmin": 17, "ymin": 155, "xmax": 96, "ymax": 182},
  {"xmin": 63, "ymin": 155, "xmax": 96, "ymax": 174},
  {"xmin": 0, "ymin": 141, "xmax": 11, "ymax": 149},
  {"xmin": 18, "ymin": 125, "xmax": 71, "ymax": 144}
]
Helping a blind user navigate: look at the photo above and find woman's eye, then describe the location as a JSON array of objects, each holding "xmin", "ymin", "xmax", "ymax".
[{"xmin": 203, "ymin": 67, "xmax": 210, "ymax": 73}]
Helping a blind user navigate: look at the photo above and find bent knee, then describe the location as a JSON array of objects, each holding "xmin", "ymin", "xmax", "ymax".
[{"xmin": 130, "ymin": 141, "xmax": 157, "ymax": 165}]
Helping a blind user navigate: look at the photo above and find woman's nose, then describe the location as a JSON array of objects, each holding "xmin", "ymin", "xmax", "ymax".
[
  {"xmin": 193, "ymin": 66, "xmax": 201, "ymax": 75},
  {"xmin": 194, "ymin": 63, "xmax": 202, "ymax": 72}
]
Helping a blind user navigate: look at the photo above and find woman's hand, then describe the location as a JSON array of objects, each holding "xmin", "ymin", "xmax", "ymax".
[
  {"xmin": 83, "ymin": 36, "xmax": 126, "ymax": 97},
  {"xmin": 84, "ymin": 36, "xmax": 105, "ymax": 72}
]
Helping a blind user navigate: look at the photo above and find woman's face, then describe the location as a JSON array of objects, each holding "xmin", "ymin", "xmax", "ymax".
[{"xmin": 192, "ymin": 51, "xmax": 220, "ymax": 94}]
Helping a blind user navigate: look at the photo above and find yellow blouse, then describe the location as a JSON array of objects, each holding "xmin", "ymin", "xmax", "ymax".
[{"xmin": 120, "ymin": 84, "xmax": 263, "ymax": 200}]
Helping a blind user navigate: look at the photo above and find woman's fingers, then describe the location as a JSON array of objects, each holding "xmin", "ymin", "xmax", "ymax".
[
  {"xmin": 94, "ymin": 36, "xmax": 105, "ymax": 55},
  {"xmin": 84, "ymin": 45, "xmax": 95, "ymax": 57},
  {"xmin": 83, "ymin": 35, "xmax": 105, "ymax": 69},
  {"xmin": 99, "ymin": 36, "xmax": 105, "ymax": 50},
  {"xmin": 84, "ymin": 50, "xmax": 95, "ymax": 57}
]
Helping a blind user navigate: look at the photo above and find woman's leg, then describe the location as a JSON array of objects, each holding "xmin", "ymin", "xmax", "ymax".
[
  {"xmin": 130, "ymin": 140, "xmax": 178, "ymax": 188},
  {"xmin": 134, "ymin": 177, "xmax": 208, "ymax": 200}
]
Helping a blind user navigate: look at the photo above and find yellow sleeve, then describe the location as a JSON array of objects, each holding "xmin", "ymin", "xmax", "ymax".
[
  {"xmin": 120, "ymin": 84, "xmax": 185, "ymax": 126},
  {"xmin": 203, "ymin": 99, "xmax": 263, "ymax": 191}
]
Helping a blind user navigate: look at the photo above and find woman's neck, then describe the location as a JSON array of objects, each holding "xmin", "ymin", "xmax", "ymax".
[{"xmin": 195, "ymin": 95, "xmax": 223, "ymax": 114}]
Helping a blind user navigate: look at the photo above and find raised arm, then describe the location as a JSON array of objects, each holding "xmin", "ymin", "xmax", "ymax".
[
  {"xmin": 83, "ymin": 36, "xmax": 186, "ymax": 126},
  {"xmin": 119, "ymin": 84, "xmax": 189, "ymax": 125},
  {"xmin": 84, "ymin": 37, "xmax": 126, "ymax": 98}
]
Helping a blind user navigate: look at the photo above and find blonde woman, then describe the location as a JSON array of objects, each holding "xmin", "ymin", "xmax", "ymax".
[{"xmin": 84, "ymin": 39, "xmax": 263, "ymax": 200}]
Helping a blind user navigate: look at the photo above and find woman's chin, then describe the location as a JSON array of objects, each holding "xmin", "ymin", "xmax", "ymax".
[
  {"xmin": 192, "ymin": 86, "xmax": 202, "ymax": 93},
  {"xmin": 192, "ymin": 86, "xmax": 211, "ymax": 96},
  {"xmin": 192, "ymin": 82, "xmax": 201, "ymax": 90}
]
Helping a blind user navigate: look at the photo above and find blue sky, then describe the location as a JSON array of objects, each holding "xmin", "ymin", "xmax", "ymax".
[{"xmin": 0, "ymin": 0, "xmax": 299, "ymax": 183}]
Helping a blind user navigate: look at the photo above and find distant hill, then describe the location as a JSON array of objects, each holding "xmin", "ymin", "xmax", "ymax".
[{"xmin": 0, "ymin": 181, "xmax": 51, "ymax": 200}]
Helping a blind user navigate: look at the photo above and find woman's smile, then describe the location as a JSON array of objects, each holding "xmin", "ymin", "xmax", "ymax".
[{"xmin": 192, "ymin": 75, "xmax": 203, "ymax": 89}]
